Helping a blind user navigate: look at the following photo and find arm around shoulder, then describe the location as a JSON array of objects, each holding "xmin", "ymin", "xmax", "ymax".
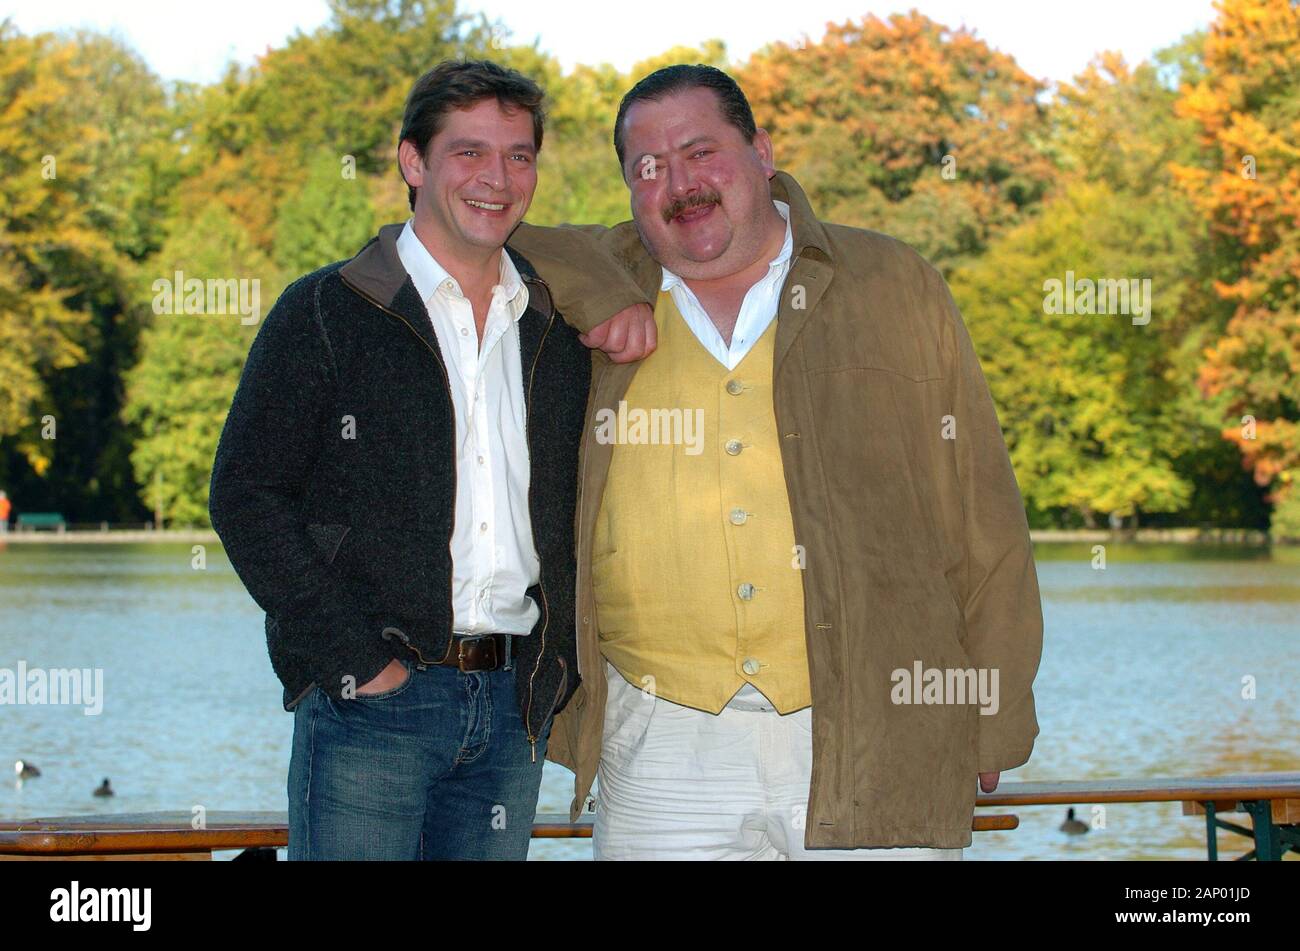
[{"xmin": 509, "ymin": 221, "xmax": 650, "ymax": 333}]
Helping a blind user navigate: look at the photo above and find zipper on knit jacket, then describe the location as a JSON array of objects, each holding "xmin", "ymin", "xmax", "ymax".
[
  {"xmin": 523, "ymin": 284, "xmax": 557, "ymax": 762},
  {"xmin": 340, "ymin": 267, "xmax": 564, "ymax": 757},
  {"xmin": 338, "ymin": 271, "xmax": 454, "ymax": 668}
]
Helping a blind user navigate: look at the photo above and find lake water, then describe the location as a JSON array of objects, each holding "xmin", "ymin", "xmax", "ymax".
[{"xmin": 1, "ymin": 541, "xmax": 1296, "ymax": 860}]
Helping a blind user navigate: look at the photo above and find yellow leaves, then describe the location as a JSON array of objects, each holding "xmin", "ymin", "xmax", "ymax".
[
  {"xmin": 1174, "ymin": 0, "xmax": 1300, "ymax": 512},
  {"xmin": 15, "ymin": 439, "xmax": 53, "ymax": 476},
  {"xmin": 1173, "ymin": 81, "xmax": 1228, "ymax": 135},
  {"xmin": 0, "ymin": 25, "xmax": 135, "ymax": 459}
]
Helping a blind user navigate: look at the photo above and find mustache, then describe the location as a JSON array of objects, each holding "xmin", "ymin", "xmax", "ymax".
[{"xmin": 663, "ymin": 191, "xmax": 721, "ymax": 223}]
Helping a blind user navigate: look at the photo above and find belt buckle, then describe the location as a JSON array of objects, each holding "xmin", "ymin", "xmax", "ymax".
[{"xmin": 456, "ymin": 634, "xmax": 498, "ymax": 673}]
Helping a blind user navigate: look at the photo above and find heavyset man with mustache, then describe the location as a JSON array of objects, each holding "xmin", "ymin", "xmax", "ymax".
[
  {"xmin": 510, "ymin": 65, "xmax": 1044, "ymax": 859},
  {"xmin": 210, "ymin": 60, "xmax": 654, "ymax": 860}
]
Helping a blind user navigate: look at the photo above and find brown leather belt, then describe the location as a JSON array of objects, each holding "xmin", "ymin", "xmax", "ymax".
[{"xmin": 431, "ymin": 632, "xmax": 515, "ymax": 672}]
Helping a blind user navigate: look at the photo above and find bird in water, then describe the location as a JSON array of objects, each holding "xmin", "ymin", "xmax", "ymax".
[
  {"xmin": 93, "ymin": 778, "xmax": 114, "ymax": 797},
  {"xmin": 1059, "ymin": 807, "xmax": 1089, "ymax": 835},
  {"xmin": 14, "ymin": 760, "xmax": 40, "ymax": 779}
]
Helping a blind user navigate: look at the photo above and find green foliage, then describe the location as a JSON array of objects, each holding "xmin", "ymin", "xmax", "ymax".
[
  {"xmin": 527, "ymin": 42, "xmax": 729, "ymax": 226},
  {"xmin": 122, "ymin": 206, "xmax": 275, "ymax": 527},
  {"xmin": 951, "ymin": 179, "xmax": 1199, "ymax": 521},
  {"xmin": 1270, "ymin": 491, "xmax": 1300, "ymax": 542},
  {"xmin": 0, "ymin": 26, "xmax": 100, "ymax": 463},
  {"xmin": 1, "ymin": 2, "xmax": 1296, "ymax": 537},
  {"xmin": 0, "ymin": 24, "xmax": 172, "ymax": 523},
  {"xmin": 274, "ymin": 154, "xmax": 376, "ymax": 274}
]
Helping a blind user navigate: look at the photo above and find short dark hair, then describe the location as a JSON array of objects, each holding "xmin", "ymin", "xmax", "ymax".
[
  {"xmin": 613, "ymin": 64, "xmax": 758, "ymax": 173},
  {"xmin": 398, "ymin": 59, "xmax": 546, "ymax": 210}
]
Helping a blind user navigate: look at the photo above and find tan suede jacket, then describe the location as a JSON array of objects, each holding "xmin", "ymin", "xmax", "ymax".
[{"xmin": 508, "ymin": 170, "xmax": 1043, "ymax": 848}]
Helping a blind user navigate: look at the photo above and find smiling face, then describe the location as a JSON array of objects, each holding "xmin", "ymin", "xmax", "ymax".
[
  {"xmin": 620, "ymin": 86, "xmax": 777, "ymax": 281},
  {"xmin": 399, "ymin": 97, "xmax": 538, "ymax": 257}
]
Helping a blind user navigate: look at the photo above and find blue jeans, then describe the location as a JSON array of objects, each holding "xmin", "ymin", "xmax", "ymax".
[{"xmin": 287, "ymin": 656, "xmax": 551, "ymax": 860}]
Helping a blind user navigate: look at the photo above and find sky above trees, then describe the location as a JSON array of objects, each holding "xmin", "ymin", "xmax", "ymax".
[{"xmin": 7, "ymin": 0, "xmax": 1215, "ymax": 86}]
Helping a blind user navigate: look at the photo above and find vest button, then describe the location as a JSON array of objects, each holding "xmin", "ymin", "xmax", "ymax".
[
  {"xmin": 742, "ymin": 657, "xmax": 761, "ymax": 675},
  {"xmin": 724, "ymin": 439, "xmax": 743, "ymax": 456},
  {"xmin": 737, "ymin": 582, "xmax": 756, "ymax": 600},
  {"xmin": 726, "ymin": 379, "xmax": 744, "ymax": 396},
  {"xmin": 729, "ymin": 508, "xmax": 748, "ymax": 525}
]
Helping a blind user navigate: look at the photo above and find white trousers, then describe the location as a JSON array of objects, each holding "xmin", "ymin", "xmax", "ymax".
[{"xmin": 593, "ymin": 662, "xmax": 964, "ymax": 861}]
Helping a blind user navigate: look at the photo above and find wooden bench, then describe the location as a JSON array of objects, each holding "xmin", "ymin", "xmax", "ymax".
[
  {"xmin": 0, "ymin": 811, "xmax": 1018, "ymax": 860},
  {"xmin": 15, "ymin": 512, "xmax": 66, "ymax": 532},
  {"xmin": 4, "ymin": 772, "xmax": 1293, "ymax": 860},
  {"xmin": 975, "ymin": 772, "xmax": 1300, "ymax": 861}
]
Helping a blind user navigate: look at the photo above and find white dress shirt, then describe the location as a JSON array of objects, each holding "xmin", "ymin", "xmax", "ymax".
[
  {"xmin": 658, "ymin": 200, "xmax": 795, "ymax": 708},
  {"xmin": 395, "ymin": 220, "xmax": 541, "ymax": 636},
  {"xmin": 659, "ymin": 200, "xmax": 794, "ymax": 371}
]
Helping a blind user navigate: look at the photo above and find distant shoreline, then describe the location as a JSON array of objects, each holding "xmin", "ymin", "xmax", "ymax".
[
  {"xmin": 1028, "ymin": 528, "xmax": 1272, "ymax": 545},
  {"xmin": 0, "ymin": 530, "xmax": 219, "ymax": 544},
  {"xmin": 0, "ymin": 527, "xmax": 1279, "ymax": 545}
]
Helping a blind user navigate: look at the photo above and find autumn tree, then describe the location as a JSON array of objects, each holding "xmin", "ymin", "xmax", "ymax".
[
  {"xmin": 0, "ymin": 26, "xmax": 173, "ymax": 520},
  {"xmin": 1172, "ymin": 0, "xmax": 1300, "ymax": 537},
  {"xmin": 1051, "ymin": 44, "xmax": 1268, "ymax": 527},
  {"xmin": 738, "ymin": 11, "xmax": 1057, "ymax": 274}
]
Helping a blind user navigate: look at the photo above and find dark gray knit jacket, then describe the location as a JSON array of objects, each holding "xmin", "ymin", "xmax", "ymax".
[{"xmin": 208, "ymin": 224, "xmax": 590, "ymax": 751}]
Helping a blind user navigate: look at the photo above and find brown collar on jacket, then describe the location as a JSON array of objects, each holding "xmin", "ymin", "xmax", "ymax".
[{"xmin": 339, "ymin": 221, "xmax": 554, "ymax": 317}]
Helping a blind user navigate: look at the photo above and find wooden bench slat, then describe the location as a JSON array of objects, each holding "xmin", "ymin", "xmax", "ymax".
[
  {"xmin": 0, "ymin": 811, "xmax": 1019, "ymax": 853},
  {"xmin": 4, "ymin": 772, "xmax": 1295, "ymax": 856},
  {"xmin": 975, "ymin": 772, "xmax": 1300, "ymax": 807}
]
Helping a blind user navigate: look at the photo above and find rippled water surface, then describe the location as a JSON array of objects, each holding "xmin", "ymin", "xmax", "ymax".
[{"xmin": 1, "ymin": 542, "xmax": 1296, "ymax": 860}]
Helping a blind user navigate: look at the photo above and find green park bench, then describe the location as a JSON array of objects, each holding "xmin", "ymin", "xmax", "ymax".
[{"xmin": 15, "ymin": 512, "xmax": 65, "ymax": 532}]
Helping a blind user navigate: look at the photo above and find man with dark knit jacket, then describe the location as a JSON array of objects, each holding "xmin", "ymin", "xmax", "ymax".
[{"xmin": 209, "ymin": 60, "xmax": 651, "ymax": 860}]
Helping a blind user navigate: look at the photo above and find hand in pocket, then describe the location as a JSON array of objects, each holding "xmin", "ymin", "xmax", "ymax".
[{"xmin": 356, "ymin": 658, "xmax": 410, "ymax": 696}]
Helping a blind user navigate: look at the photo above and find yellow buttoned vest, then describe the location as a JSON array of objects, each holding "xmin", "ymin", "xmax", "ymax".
[{"xmin": 591, "ymin": 290, "xmax": 811, "ymax": 713}]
